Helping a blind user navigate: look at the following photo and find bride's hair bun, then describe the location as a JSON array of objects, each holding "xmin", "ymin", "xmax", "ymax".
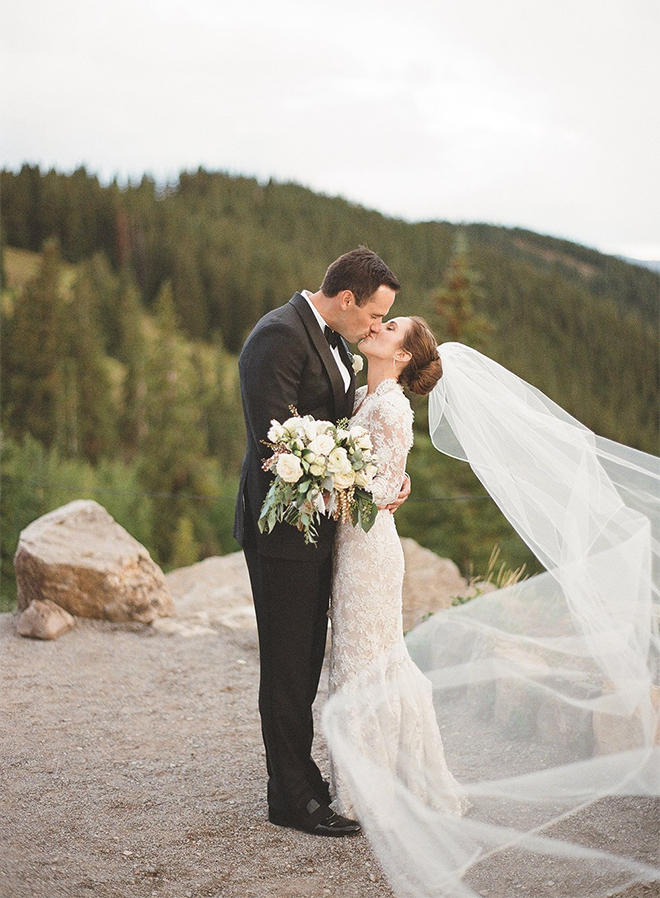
[{"xmin": 399, "ymin": 317, "xmax": 443, "ymax": 396}]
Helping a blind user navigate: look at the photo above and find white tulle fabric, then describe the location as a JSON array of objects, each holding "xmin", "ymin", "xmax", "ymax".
[{"xmin": 323, "ymin": 346, "xmax": 660, "ymax": 898}]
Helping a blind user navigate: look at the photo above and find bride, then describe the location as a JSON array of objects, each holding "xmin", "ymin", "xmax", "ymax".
[
  {"xmin": 323, "ymin": 319, "xmax": 660, "ymax": 898},
  {"xmin": 327, "ymin": 315, "xmax": 467, "ymax": 819}
]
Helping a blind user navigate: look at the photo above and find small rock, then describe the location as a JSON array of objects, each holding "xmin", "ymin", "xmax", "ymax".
[{"xmin": 16, "ymin": 599, "xmax": 75, "ymax": 640}]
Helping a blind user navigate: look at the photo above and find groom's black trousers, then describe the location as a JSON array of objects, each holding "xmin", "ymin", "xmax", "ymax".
[{"xmin": 243, "ymin": 525, "xmax": 332, "ymax": 819}]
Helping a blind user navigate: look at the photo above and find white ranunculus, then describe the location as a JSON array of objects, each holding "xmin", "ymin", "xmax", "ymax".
[
  {"xmin": 351, "ymin": 354, "xmax": 364, "ymax": 374},
  {"xmin": 333, "ymin": 470, "xmax": 356, "ymax": 489},
  {"xmin": 309, "ymin": 433, "xmax": 335, "ymax": 456},
  {"xmin": 327, "ymin": 446, "xmax": 352, "ymax": 474},
  {"xmin": 309, "ymin": 462, "xmax": 326, "ymax": 477},
  {"xmin": 276, "ymin": 453, "xmax": 303, "ymax": 483}
]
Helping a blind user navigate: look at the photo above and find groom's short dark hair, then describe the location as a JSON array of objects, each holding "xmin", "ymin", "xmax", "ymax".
[{"xmin": 321, "ymin": 247, "xmax": 400, "ymax": 307}]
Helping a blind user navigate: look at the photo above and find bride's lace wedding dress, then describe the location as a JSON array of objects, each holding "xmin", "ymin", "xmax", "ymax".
[
  {"xmin": 323, "ymin": 346, "xmax": 659, "ymax": 898},
  {"xmin": 326, "ymin": 379, "xmax": 467, "ymax": 820}
]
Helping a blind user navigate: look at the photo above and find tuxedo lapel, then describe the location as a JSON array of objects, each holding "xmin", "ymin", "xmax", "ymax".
[{"xmin": 289, "ymin": 293, "xmax": 349, "ymax": 421}]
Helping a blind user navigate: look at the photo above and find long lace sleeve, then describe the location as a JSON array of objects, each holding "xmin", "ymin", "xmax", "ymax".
[{"xmin": 367, "ymin": 390, "xmax": 414, "ymax": 507}]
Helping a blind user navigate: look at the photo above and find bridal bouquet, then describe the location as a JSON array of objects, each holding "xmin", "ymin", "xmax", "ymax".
[{"xmin": 258, "ymin": 409, "xmax": 378, "ymax": 545}]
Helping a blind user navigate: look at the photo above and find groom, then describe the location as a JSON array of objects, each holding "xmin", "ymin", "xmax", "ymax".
[{"xmin": 234, "ymin": 247, "xmax": 403, "ymax": 836}]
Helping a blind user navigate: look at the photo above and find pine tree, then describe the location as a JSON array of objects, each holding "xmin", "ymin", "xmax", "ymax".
[
  {"xmin": 2, "ymin": 239, "xmax": 65, "ymax": 447},
  {"xmin": 433, "ymin": 231, "xmax": 493, "ymax": 348},
  {"xmin": 171, "ymin": 235, "xmax": 208, "ymax": 340},
  {"xmin": 60, "ymin": 263, "xmax": 117, "ymax": 462},
  {"xmin": 116, "ymin": 276, "xmax": 148, "ymax": 459},
  {"xmin": 138, "ymin": 281, "xmax": 213, "ymax": 563}
]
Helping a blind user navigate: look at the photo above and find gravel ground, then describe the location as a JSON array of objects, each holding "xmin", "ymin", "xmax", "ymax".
[
  {"xmin": 2, "ymin": 613, "xmax": 658, "ymax": 898},
  {"xmin": 1, "ymin": 614, "xmax": 392, "ymax": 898}
]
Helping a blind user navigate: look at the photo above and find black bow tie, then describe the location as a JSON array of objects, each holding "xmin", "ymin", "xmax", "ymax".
[{"xmin": 324, "ymin": 325, "xmax": 341, "ymax": 349}]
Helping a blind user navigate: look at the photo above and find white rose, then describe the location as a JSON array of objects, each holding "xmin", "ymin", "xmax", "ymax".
[
  {"xmin": 309, "ymin": 462, "xmax": 326, "ymax": 477},
  {"xmin": 327, "ymin": 446, "xmax": 352, "ymax": 474},
  {"xmin": 333, "ymin": 470, "xmax": 356, "ymax": 489},
  {"xmin": 336, "ymin": 428, "xmax": 350, "ymax": 443},
  {"xmin": 267, "ymin": 420, "xmax": 286, "ymax": 442},
  {"xmin": 276, "ymin": 453, "xmax": 303, "ymax": 483},
  {"xmin": 352, "ymin": 354, "xmax": 364, "ymax": 374},
  {"xmin": 309, "ymin": 433, "xmax": 335, "ymax": 456}
]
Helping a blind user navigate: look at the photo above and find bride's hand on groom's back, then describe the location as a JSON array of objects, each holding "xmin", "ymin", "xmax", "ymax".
[{"xmin": 379, "ymin": 473, "xmax": 411, "ymax": 514}]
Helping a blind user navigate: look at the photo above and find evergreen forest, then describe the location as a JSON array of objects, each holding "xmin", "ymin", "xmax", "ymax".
[{"xmin": 1, "ymin": 164, "xmax": 658, "ymax": 610}]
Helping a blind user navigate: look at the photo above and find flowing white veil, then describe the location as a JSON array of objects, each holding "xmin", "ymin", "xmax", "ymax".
[{"xmin": 323, "ymin": 342, "xmax": 660, "ymax": 898}]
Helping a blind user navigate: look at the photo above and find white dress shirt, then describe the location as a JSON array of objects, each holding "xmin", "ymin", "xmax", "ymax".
[{"xmin": 301, "ymin": 290, "xmax": 351, "ymax": 391}]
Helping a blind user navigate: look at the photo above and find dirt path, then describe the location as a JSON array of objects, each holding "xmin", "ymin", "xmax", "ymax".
[
  {"xmin": 1, "ymin": 614, "xmax": 392, "ymax": 898},
  {"xmin": 2, "ymin": 613, "xmax": 658, "ymax": 898}
]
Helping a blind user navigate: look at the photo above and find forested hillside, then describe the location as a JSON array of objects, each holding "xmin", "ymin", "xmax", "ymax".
[{"xmin": 2, "ymin": 164, "xmax": 658, "ymax": 608}]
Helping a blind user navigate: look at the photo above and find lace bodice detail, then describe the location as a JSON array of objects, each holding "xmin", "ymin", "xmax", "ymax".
[{"xmin": 352, "ymin": 380, "xmax": 413, "ymax": 506}]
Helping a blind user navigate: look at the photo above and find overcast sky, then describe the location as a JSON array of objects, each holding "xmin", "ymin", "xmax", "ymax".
[{"xmin": 2, "ymin": 0, "xmax": 659, "ymax": 260}]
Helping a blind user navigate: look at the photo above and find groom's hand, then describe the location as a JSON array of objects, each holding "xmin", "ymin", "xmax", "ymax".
[{"xmin": 380, "ymin": 473, "xmax": 411, "ymax": 514}]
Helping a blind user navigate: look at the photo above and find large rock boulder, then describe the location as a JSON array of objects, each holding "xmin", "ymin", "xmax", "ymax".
[
  {"xmin": 401, "ymin": 537, "xmax": 469, "ymax": 632},
  {"xmin": 14, "ymin": 500, "xmax": 175, "ymax": 623},
  {"xmin": 161, "ymin": 539, "xmax": 470, "ymax": 636},
  {"xmin": 163, "ymin": 553, "xmax": 255, "ymax": 632}
]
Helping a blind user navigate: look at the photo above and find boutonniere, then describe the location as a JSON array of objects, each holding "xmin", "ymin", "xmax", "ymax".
[{"xmin": 351, "ymin": 354, "xmax": 364, "ymax": 374}]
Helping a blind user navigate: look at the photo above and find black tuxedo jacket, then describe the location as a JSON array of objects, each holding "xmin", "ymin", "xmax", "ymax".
[{"xmin": 234, "ymin": 292, "xmax": 356, "ymax": 560}]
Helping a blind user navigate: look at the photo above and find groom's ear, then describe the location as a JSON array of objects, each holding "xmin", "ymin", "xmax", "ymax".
[{"xmin": 338, "ymin": 289, "xmax": 355, "ymax": 309}]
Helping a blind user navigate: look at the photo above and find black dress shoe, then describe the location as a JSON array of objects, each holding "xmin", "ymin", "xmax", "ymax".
[{"xmin": 268, "ymin": 808, "xmax": 361, "ymax": 837}]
